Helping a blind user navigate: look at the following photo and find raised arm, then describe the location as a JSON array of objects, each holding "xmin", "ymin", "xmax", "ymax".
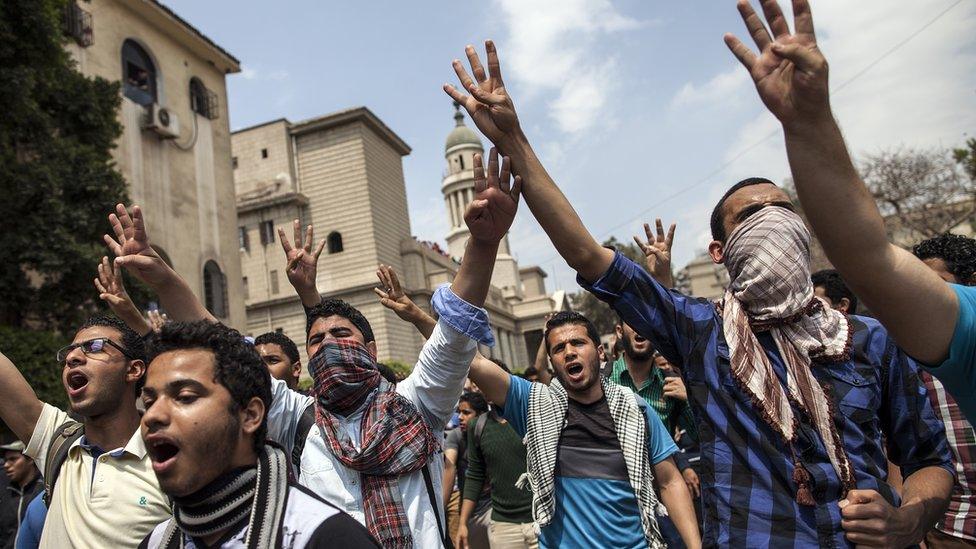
[
  {"xmin": 373, "ymin": 264, "xmax": 436, "ymax": 339},
  {"xmin": 633, "ymin": 219, "xmax": 676, "ymax": 289},
  {"xmin": 532, "ymin": 329, "xmax": 552, "ymax": 386},
  {"xmin": 444, "ymin": 41, "xmax": 614, "ymax": 283},
  {"xmin": 726, "ymin": 0, "xmax": 957, "ymax": 365},
  {"xmin": 279, "ymin": 220, "xmax": 326, "ymax": 308},
  {"xmin": 94, "ymin": 256, "xmax": 152, "ymax": 336},
  {"xmin": 105, "ymin": 204, "xmax": 216, "ymax": 323},
  {"xmin": 0, "ymin": 352, "xmax": 44, "ymax": 444}
]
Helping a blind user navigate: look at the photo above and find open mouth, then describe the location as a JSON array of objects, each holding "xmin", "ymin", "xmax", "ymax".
[
  {"xmin": 567, "ymin": 363, "xmax": 584, "ymax": 376},
  {"xmin": 146, "ymin": 436, "xmax": 181, "ymax": 473},
  {"xmin": 633, "ymin": 334, "xmax": 647, "ymax": 343},
  {"xmin": 66, "ymin": 371, "xmax": 89, "ymax": 396}
]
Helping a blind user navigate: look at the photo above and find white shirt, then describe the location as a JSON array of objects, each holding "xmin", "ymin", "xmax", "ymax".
[{"xmin": 266, "ymin": 318, "xmax": 477, "ymax": 548}]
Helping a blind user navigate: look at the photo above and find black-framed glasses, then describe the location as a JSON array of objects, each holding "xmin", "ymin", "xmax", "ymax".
[{"xmin": 57, "ymin": 338, "xmax": 133, "ymax": 364}]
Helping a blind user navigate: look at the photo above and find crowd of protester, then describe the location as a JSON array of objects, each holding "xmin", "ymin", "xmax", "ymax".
[{"xmin": 1, "ymin": 0, "xmax": 976, "ymax": 547}]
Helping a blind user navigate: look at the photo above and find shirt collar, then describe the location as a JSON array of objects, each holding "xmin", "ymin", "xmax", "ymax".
[
  {"xmin": 613, "ymin": 357, "xmax": 663, "ymax": 390},
  {"xmin": 73, "ymin": 428, "xmax": 147, "ymax": 460}
]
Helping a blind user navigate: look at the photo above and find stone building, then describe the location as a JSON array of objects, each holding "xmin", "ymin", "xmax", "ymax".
[
  {"xmin": 233, "ymin": 106, "xmax": 567, "ymax": 371},
  {"xmin": 62, "ymin": 0, "xmax": 245, "ymax": 326}
]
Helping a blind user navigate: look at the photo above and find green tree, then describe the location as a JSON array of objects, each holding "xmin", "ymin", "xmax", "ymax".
[
  {"xmin": 0, "ymin": 0, "xmax": 130, "ymax": 331},
  {"xmin": 954, "ymin": 138, "xmax": 976, "ymax": 182},
  {"xmin": 569, "ymin": 236, "xmax": 650, "ymax": 336}
]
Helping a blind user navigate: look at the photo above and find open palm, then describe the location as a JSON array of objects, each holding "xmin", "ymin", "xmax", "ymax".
[
  {"xmin": 464, "ymin": 148, "xmax": 521, "ymax": 244},
  {"xmin": 725, "ymin": 0, "xmax": 829, "ymax": 125},
  {"xmin": 103, "ymin": 204, "xmax": 169, "ymax": 286},
  {"xmin": 443, "ymin": 41, "xmax": 520, "ymax": 145}
]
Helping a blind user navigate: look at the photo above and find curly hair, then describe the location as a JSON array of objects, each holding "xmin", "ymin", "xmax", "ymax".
[
  {"xmin": 254, "ymin": 331, "xmax": 300, "ymax": 364},
  {"xmin": 305, "ymin": 299, "xmax": 375, "ymax": 343},
  {"xmin": 458, "ymin": 391, "xmax": 489, "ymax": 415},
  {"xmin": 80, "ymin": 314, "xmax": 147, "ymax": 394},
  {"xmin": 147, "ymin": 321, "xmax": 271, "ymax": 452},
  {"xmin": 913, "ymin": 233, "xmax": 976, "ymax": 285}
]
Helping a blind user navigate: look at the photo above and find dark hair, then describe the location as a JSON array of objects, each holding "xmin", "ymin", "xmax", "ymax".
[
  {"xmin": 80, "ymin": 314, "xmax": 147, "ymax": 394},
  {"xmin": 522, "ymin": 365, "xmax": 539, "ymax": 378},
  {"xmin": 709, "ymin": 177, "xmax": 777, "ymax": 242},
  {"xmin": 458, "ymin": 391, "xmax": 488, "ymax": 415},
  {"xmin": 811, "ymin": 269, "xmax": 859, "ymax": 314},
  {"xmin": 493, "ymin": 359, "xmax": 511, "ymax": 374},
  {"xmin": 147, "ymin": 321, "xmax": 272, "ymax": 452},
  {"xmin": 305, "ymin": 299, "xmax": 374, "ymax": 343},
  {"xmin": 376, "ymin": 363, "xmax": 398, "ymax": 384},
  {"xmin": 544, "ymin": 311, "xmax": 602, "ymax": 354},
  {"xmin": 913, "ymin": 233, "xmax": 976, "ymax": 285},
  {"xmin": 254, "ymin": 332, "xmax": 300, "ymax": 364}
]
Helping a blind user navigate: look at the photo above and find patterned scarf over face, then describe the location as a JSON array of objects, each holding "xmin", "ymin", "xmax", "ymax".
[
  {"xmin": 309, "ymin": 340, "xmax": 440, "ymax": 549},
  {"xmin": 721, "ymin": 206, "xmax": 856, "ymax": 504}
]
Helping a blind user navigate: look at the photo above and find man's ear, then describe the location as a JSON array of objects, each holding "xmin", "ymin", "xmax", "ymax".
[
  {"xmin": 838, "ymin": 297, "xmax": 851, "ymax": 314},
  {"xmin": 614, "ymin": 324, "xmax": 624, "ymax": 340},
  {"xmin": 292, "ymin": 361, "xmax": 302, "ymax": 380},
  {"xmin": 127, "ymin": 360, "xmax": 146, "ymax": 386},
  {"xmin": 366, "ymin": 341, "xmax": 378, "ymax": 359},
  {"xmin": 708, "ymin": 241, "xmax": 725, "ymax": 264},
  {"xmin": 240, "ymin": 396, "xmax": 266, "ymax": 437},
  {"xmin": 597, "ymin": 343, "xmax": 606, "ymax": 363}
]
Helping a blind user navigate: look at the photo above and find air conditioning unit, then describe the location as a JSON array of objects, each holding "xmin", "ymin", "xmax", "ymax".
[{"xmin": 143, "ymin": 103, "xmax": 180, "ymax": 139}]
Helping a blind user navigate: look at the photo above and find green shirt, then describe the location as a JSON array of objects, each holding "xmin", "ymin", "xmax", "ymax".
[
  {"xmin": 608, "ymin": 357, "xmax": 698, "ymax": 442},
  {"xmin": 462, "ymin": 416, "xmax": 533, "ymax": 524}
]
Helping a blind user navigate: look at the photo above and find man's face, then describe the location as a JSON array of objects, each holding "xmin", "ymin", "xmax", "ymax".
[
  {"xmin": 547, "ymin": 324, "xmax": 603, "ymax": 395},
  {"xmin": 307, "ymin": 315, "xmax": 374, "ymax": 359},
  {"xmin": 616, "ymin": 323, "xmax": 653, "ymax": 362},
  {"xmin": 710, "ymin": 183, "xmax": 796, "ymax": 263},
  {"xmin": 458, "ymin": 401, "xmax": 477, "ymax": 432},
  {"xmin": 255, "ymin": 343, "xmax": 300, "ymax": 389},
  {"xmin": 61, "ymin": 326, "xmax": 140, "ymax": 417},
  {"xmin": 141, "ymin": 349, "xmax": 257, "ymax": 498},
  {"xmin": 814, "ymin": 285, "xmax": 852, "ymax": 314},
  {"xmin": 922, "ymin": 257, "xmax": 959, "ymax": 284},
  {"xmin": 2, "ymin": 451, "xmax": 35, "ymax": 487}
]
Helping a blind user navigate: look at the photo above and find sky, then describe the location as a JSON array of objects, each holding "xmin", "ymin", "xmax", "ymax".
[{"xmin": 166, "ymin": 0, "xmax": 976, "ymax": 294}]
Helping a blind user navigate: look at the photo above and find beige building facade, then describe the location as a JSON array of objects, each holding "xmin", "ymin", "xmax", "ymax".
[
  {"xmin": 234, "ymin": 106, "xmax": 567, "ymax": 371},
  {"xmin": 63, "ymin": 0, "xmax": 245, "ymax": 326}
]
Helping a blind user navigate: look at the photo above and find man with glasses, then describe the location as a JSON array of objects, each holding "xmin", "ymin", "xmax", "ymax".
[{"xmin": 0, "ymin": 315, "xmax": 170, "ymax": 548}]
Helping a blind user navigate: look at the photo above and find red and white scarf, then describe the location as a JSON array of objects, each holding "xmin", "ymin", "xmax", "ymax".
[
  {"xmin": 721, "ymin": 206, "xmax": 856, "ymax": 503},
  {"xmin": 309, "ymin": 340, "xmax": 440, "ymax": 548}
]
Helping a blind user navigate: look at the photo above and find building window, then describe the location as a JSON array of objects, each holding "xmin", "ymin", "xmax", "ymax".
[
  {"xmin": 270, "ymin": 270, "xmax": 279, "ymax": 295},
  {"xmin": 242, "ymin": 276, "xmax": 249, "ymax": 300},
  {"xmin": 259, "ymin": 220, "xmax": 275, "ymax": 246},
  {"xmin": 62, "ymin": 2, "xmax": 92, "ymax": 47},
  {"xmin": 189, "ymin": 77, "xmax": 219, "ymax": 119},
  {"xmin": 238, "ymin": 226, "xmax": 249, "ymax": 252},
  {"xmin": 121, "ymin": 39, "xmax": 157, "ymax": 106},
  {"xmin": 203, "ymin": 261, "xmax": 228, "ymax": 318},
  {"xmin": 459, "ymin": 156, "xmax": 465, "ymax": 170},
  {"xmin": 232, "ymin": 156, "xmax": 238, "ymax": 169},
  {"xmin": 261, "ymin": 148, "xmax": 268, "ymax": 159},
  {"xmin": 327, "ymin": 231, "xmax": 343, "ymax": 254}
]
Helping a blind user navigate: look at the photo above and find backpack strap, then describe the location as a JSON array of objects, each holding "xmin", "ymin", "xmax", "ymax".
[
  {"xmin": 422, "ymin": 463, "xmax": 454, "ymax": 549},
  {"xmin": 292, "ymin": 403, "xmax": 316, "ymax": 472},
  {"xmin": 472, "ymin": 413, "xmax": 489, "ymax": 450},
  {"xmin": 43, "ymin": 420, "xmax": 85, "ymax": 507}
]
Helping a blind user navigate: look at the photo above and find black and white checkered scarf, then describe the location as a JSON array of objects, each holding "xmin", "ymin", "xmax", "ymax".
[
  {"xmin": 516, "ymin": 376, "xmax": 666, "ymax": 549},
  {"xmin": 158, "ymin": 444, "xmax": 289, "ymax": 548}
]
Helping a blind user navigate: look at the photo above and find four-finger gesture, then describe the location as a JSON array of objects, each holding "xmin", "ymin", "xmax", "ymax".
[
  {"xmin": 94, "ymin": 255, "xmax": 152, "ymax": 335},
  {"xmin": 444, "ymin": 40, "xmax": 520, "ymax": 146},
  {"xmin": 103, "ymin": 204, "xmax": 169, "ymax": 286},
  {"xmin": 725, "ymin": 0, "xmax": 829, "ymax": 126},
  {"xmin": 373, "ymin": 265, "xmax": 421, "ymax": 323},
  {"xmin": 633, "ymin": 219, "xmax": 676, "ymax": 288},
  {"xmin": 465, "ymin": 148, "xmax": 522, "ymax": 244},
  {"xmin": 278, "ymin": 220, "xmax": 326, "ymax": 306}
]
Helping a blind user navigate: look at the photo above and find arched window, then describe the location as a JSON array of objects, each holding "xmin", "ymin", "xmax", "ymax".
[
  {"xmin": 203, "ymin": 260, "xmax": 228, "ymax": 318},
  {"xmin": 121, "ymin": 39, "xmax": 157, "ymax": 105},
  {"xmin": 189, "ymin": 77, "xmax": 218, "ymax": 119},
  {"xmin": 327, "ymin": 231, "xmax": 343, "ymax": 254}
]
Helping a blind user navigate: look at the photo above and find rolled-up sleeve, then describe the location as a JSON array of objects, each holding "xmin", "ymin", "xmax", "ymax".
[{"xmin": 398, "ymin": 285, "xmax": 488, "ymax": 429}]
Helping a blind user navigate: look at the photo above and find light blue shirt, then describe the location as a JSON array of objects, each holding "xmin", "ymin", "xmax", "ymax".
[{"xmin": 926, "ymin": 284, "xmax": 976, "ymax": 424}]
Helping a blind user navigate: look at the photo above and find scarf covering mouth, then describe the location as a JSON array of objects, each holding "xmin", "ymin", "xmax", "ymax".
[
  {"xmin": 721, "ymin": 205, "xmax": 856, "ymax": 504},
  {"xmin": 161, "ymin": 444, "xmax": 289, "ymax": 548},
  {"xmin": 309, "ymin": 339, "xmax": 440, "ymax": 548}
]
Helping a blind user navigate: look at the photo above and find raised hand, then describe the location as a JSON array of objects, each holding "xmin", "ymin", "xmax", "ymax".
[
  {"xmin": 147, "ymin": 309, "xmax": 169, "ymax": 334},
  {"xmin": 443, "ymin": 40, "xmax": 521, "ymax": 146},
  {"xmin": 633, "ymin": 219, "xmax": 676, "ymax": 288},
  {"xmin": 103, "ymin": 204, "xmax": 169, "ymax": 286},
  {"xmin": 94, "ymin": 255, "xmax": 152, "ymax": 335},
  {"xmin": 465, "ymin": 147, "xmax": 522, "ymax": 244},
  {"xmin": 374, "ymin": 265, "xmax": 420, "ymax": 322},
  {"xmin": 278, "ymin": 219, "xmax": 325, "ymax": 307},
  {"xmin": 724, "ymin": 0, "xmax": 829, "ymax": 126}
]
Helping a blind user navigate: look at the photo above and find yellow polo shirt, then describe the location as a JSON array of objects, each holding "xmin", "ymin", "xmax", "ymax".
[{"xmin": 26, "ymin": 403, "xmax": 171, "ymax": 548}]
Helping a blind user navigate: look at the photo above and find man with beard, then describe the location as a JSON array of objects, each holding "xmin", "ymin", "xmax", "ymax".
[
  {"xmin": 108, "ymin": 145, "xmax": 518, "ymax": 548},
  {"xmin": 444, "ymin": 36, "xmax": 953, "ymax": 548},
  {"xmin": 0, "ymin": 316, "xmax": 171, "ymax": 548},
  {"xmin": 138, "ymin": 321, "xmax": 376, "ymax": 548}
]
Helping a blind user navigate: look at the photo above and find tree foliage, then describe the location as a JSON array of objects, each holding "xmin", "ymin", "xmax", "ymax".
[
  {"xmin": 0, "ymin": 326, "xmax": 68, "ymax": 432},
  {"xmin": 0, "ymin": 0, "xmax": 130, "ymax": 331},
  {"xmin": 954, "ymin": 138, "xmax": 976, "ymax": 183},
  {"xmin": 569, "ymin": 236, "xmax": 649, "ymax": 336}
]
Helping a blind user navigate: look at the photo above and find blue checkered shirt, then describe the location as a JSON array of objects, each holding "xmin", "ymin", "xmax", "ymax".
[{"xmin": 579, "ymin": 252, "xmax": 953, "ymax": 548}]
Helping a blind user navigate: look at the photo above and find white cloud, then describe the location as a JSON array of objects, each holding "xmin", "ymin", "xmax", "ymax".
[
  {"xmin": 493, "ymin": 0, "xmax": 646, "ymax": 134},
  {"xmin": 240, "ymin": 65, "xmax": 258, "ymax": 80},
  {"xmin": 671, "ymin": 67, "xmax": 749, "ymax": 109},
  {"xmin": 237, "ymin": 66, "xmax": 289, "ymax": 82}
]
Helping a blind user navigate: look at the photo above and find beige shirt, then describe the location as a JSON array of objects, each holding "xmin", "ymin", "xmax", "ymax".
[{"xmin": 25, "ymin": 403, "xmax": 171, "ymax": 548}]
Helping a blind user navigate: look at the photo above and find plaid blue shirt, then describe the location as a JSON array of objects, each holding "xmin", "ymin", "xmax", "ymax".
[{"xmin": 579, "ymin": 252, "xmax": 953, "ymax": 548}]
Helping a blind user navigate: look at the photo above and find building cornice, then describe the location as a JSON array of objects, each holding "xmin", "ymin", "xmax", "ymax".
[
  {"xmin": 129, "ymin": 0, "xmax": 241, "ymax": 73},
  {"xmin": 291, "ymin": 107, "xmax": 411, "ymax": 156},
  {"xmin": 237, "ymin": 192, "xmax": 309, "ymax": 215}
]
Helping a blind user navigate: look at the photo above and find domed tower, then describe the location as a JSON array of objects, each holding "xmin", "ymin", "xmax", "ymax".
[{"xmin": 442, "ymin": 103, "xmax": 523, "ymax": 301}]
